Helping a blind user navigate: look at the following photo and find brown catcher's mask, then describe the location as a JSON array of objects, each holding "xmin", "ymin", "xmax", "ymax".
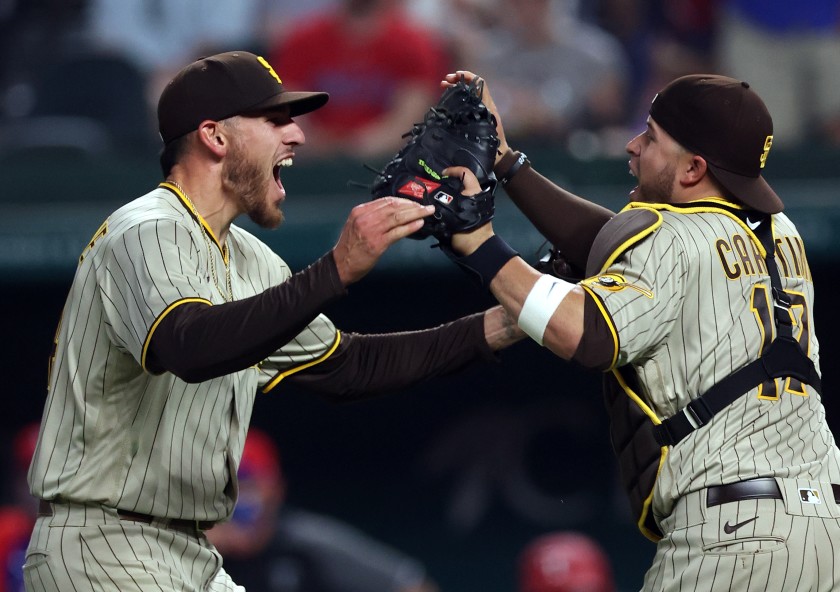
[{"xmin": 649, "ymin": 74, "xmax": 783, "ymax": 214}]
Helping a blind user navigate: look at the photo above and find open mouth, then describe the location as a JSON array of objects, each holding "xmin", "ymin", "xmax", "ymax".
[
  {"xmin": 627, "ymin": 163, "xmax": 639, "ymax": 196},
  {"xmin": 273, "ymin": 158, "xmax": 293, "ymax": 196}
]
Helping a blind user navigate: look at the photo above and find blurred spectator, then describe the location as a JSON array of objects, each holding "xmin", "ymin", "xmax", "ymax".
[
  {"xmin": 257, "ymin": 1, "xmax": 338, "ymax": 45},
  {"xmin": 468, "ymin": 0, "xmax": 630, "ymax": 155},
  {"xmin": 0, "ymin": 423, "xmax": 39, "ymax": 592},
  {"xmin": 207, "ymin": 428, "xmax": 439, "ymax": 592},
  {"xmin": 518, "ymin": 531, "xmax": 615, "ymax": 592},
  {"xmin": 0, "ymin": 49, "xmax": 155, "ymax": 156},
  {"xmin": 715, "ymin": 0, "xmax": 840, "ymax": 147},
  {"xmin": 84, "ymin": 0, "xmax": 266, "ymax": 108},
  {"xmin": 406, "ymin": 0, "xmax": 505, "ymax": 66},
  {"xmin": 0, "ymin": 0, "xmax": 86, "ymax": 127},
  {"xmin": 592, "ymin": 0, "xmax": 651, "ymax": 107},
  {"xmin": 267, "ymin": 0, "xmax": 452, "ymax": 160},
  {"xmin": 0, "ymin": 0, "xmax": 86, "ymax": 88},
  {"xmin": 596, "ymin": 0, "xmax": 717, "ymax": 132}
]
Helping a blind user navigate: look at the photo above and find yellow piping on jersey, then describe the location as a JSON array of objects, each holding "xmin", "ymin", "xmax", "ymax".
[
  {"xmin": 674, "ymin": 196, "xmax": 739, "ymax": 209},
  {"xmin": 580, "ymin": 284, "xmax": 620, "ymax": 369},
  {"xmin": 599, "ymin": 206, "xmax": 663, "ymax": 271},
  {"xmin": 261, "ymin": 331, "xmax": 342, "ymax": 393},
  {"xmin": 578, "ymin": 206, "xmax": 661, "ymax": 369},
  {"xmin": 626, "ymin": 201, "xmax": 770, "ymax": 259},
  {"xmin": 142, "ymin": 297, "xmax": 212, "ymax": 372},
  {"xmin": 159, "ymin": 182, "xmax": 229, "ymax": 264},
  {"xmin": 612, "ymin": 368, "xmax": 669, "ymax": 542}
]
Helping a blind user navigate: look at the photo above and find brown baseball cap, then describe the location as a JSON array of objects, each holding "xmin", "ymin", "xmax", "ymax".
[
  {"xmin": 157, "ymin": 51, "xmax": 329, "ymax": 144},
  {"xmin": 649, "ymin": 74, "xmax": 783, "ymax": 214}
]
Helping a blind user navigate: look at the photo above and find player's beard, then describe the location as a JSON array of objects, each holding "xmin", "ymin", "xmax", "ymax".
[
  {"xmin": 638, "ymin": 160, "xmax": 677, "ymax": 204},
  {"xmin": 222, "ymin": 137, "xmax": 284, "ymax": 229}
]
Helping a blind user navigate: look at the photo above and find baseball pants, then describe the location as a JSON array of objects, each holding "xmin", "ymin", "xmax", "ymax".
[
  {"xmin": 23, "ymin": 502, "xmax": 244, "ymax": 592},
  {"xmin": 642, "ymin": 478, "xmax": 840, "ymax": 591}
]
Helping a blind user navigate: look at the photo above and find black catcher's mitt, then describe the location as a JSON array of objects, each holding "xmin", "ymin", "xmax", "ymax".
[{"xmin": 368, "ymin": 76, "xmax": 500, "ymax": 242}]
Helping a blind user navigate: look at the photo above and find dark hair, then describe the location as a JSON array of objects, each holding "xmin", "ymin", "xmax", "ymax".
[{"xmin": 159, "ymin": 134, "xmax": 190, "ymax": 177}]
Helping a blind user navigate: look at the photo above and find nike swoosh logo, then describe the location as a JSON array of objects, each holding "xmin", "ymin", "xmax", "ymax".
[
  {"xmin": 723, "ymin": 516, "xmax": 759, "ymax": 534},
  {"xmin": 746, "ymin": 217, "xmax": 761, "ymax": 230}
]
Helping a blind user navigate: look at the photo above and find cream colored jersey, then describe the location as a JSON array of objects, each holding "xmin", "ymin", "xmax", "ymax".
[
  {"xmin": 29, "ymin": 183, "xmax": 337, "ymax": 521},
  {"xmin": 581, "ymin": 200, "xmax": 840, "ymax": 520}
]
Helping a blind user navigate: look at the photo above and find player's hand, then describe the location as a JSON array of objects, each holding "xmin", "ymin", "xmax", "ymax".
[
  {"xmin": 442, "ymin": 165, "xmax": 495, "ymax": 256},
  {"xmin": 442, "ymin": 71, "xmax": 509, "ymax": 163},
  {"xmin": 332, "ymin": 198, "xmax": 434, "ymax": 285}
]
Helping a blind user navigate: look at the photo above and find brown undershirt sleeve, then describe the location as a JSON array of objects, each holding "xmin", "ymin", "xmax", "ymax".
[
  {"xmin": 495, "ymin": 149, "xmax": 615, "ymax": 269},
  {"xmin": 571, "ymin": 292, "xmax": 617, "ymax": 371},
  {"xmin": 146, "ymin": 253, "xmax": 347, "ymax": 382},
  {"xmin": 289, "ymin": 312, "xmax": 497, "ymax": 401}
]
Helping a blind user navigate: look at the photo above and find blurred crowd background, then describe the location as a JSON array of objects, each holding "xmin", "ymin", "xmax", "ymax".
[
  {"xmin": 2, "ymin": 0, "xmax": 840, "ymax": 159},
  {"xmin": 1, "ymin": 1, "xmax": 840, "ymax": 591}
]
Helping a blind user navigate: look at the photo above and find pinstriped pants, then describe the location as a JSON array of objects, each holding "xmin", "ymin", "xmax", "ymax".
[
  {"xmin": 642, "ymin": 479, "xmax": 840, "ymax": 592},
  {"xmin": 23, "ymin": 502, "xmax": 244, "ymax": 592}
]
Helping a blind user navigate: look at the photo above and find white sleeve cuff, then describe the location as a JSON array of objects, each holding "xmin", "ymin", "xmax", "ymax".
[{"xmin": 517, "ymin": 274, "xmax": 574, "ymax": 345}]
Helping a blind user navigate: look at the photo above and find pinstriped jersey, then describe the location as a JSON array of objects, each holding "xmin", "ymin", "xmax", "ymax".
[
  {"xmin": 581, "ymin": 200, "xmax": 840, "ymax": 521},
  {"xmin": 29, "ymin": 184, "xmax": 337, "ymax": 521}
]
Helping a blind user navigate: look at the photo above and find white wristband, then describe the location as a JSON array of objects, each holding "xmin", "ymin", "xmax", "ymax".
[{"xmin": 517, "ymin": 274, "xmax": 574, "ymax": 345}]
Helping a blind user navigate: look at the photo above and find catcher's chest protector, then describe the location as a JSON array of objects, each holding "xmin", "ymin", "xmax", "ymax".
[
  {"xmin": 586, "ymin": 207, "xmax": 667, "ymax": 541},
  {"xmin": 604, "ymin": 368, "xmax": 666, "ymax": 541}
]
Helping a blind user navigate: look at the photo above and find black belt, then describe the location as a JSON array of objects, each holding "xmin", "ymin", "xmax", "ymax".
[
  {"xmin": 706, "ymin": 478, "xmax": 840, "ymax": 507},
  {"xmin": 38, "ymin": 500, "xmax": 215, "ymax": 531}
]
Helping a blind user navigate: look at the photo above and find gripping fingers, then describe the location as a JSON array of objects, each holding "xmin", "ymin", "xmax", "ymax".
[
  {"xmin": 364, "ymin": 197, "xmax": 433, "ymax": 229},
  {"xmin": 333, "ymin": 200, "xmax": 432, "ymax": 286},
  {"xmin": 441, "ymin": 71, "xmax": 507, "ymax": 156},
  {"xmin": 389, "ymin": 200, "xmax": 435, "ymax": 228},
  {"xmin": 353, "ymin": 198, "xmax": 433, "ymax": 245},
  {"xmin": 442, "ymin": 71, "xmax": 480, "ymax": 87},
  {"xmin": 384, "ymin": 202, "xmax": 434, "ymax": 241},
  {"xmin": 442, "ymin": 166, "xmax": 481, "ymax": 196}
]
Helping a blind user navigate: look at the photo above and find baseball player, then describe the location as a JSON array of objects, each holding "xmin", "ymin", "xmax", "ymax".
[
  {"xmin": 22, "ymin": 52, "xmax": 524, "ymax": 592},
  {"xmin": 440, "ymin": 71, "xmax": 840, "ymax": 590}
]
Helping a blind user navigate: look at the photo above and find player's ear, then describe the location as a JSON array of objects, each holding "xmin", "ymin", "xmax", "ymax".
[
  {"xmin": 196, "ymin": 120, "xmax": 228, "ymax": 157},
  {"xmin": 682, "ymin": 153, "xmax": 708, "ymax": 187}
]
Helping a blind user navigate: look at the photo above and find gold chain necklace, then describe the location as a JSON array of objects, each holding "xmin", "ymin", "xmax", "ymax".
[{"xmin": 168, "ymin": 181, "xmax": 233, "ymax": 302}]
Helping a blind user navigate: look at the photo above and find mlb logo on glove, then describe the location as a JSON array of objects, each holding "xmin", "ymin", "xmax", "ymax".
[{"xmin": 434, "ymin": 191, "xmax": 454, "ymax": 205}]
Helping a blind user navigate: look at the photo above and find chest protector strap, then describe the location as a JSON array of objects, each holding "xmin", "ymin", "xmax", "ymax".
[{"xmin": 652, "ymin": 214, "xmax": 821, "ymax": 447}]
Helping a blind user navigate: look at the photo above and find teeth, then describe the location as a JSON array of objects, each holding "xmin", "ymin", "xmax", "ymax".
[{"xmin": 278, "ymin": 158, "xmax": 293, "ymax": 167}]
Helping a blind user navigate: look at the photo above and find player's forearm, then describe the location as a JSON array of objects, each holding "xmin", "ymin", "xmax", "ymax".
[
  {"xmin": 482, "ymin": 304, "xmax": 527, "ymax": 350},
  {"xmin": 147, "ymin": 254, "xmax": 346, "ymax": 382},
  {"xmin": 494, "ymin": 149, "xmax": 614, "ymax": 268},
  {"xmin": 487, "ymin": 256, "xmax": 584, "ymax": 360},
  {"xmin": 290, "ymin": 313, "xmax": 497, "ymax": 399}
]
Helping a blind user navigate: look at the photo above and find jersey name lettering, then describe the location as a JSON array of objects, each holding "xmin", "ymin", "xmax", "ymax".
[
  {"xmin": 715, "ymin": 233, "xmax": 767, "ymax": 279},
  {"xmin": 715, "ymin": 232, "xmax": 811, "ymax": 282}
]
